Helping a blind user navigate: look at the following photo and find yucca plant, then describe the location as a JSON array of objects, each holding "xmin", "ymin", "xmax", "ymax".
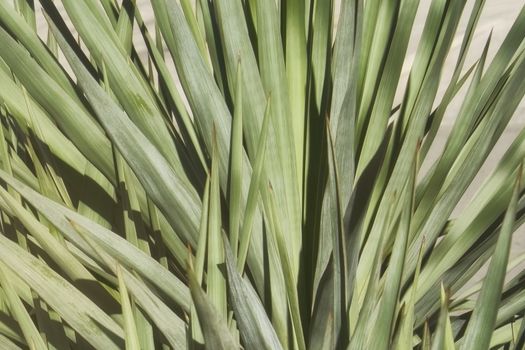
[{"xmin": 0, "ymin": 0, "xmax": 524, "ymax": 348}]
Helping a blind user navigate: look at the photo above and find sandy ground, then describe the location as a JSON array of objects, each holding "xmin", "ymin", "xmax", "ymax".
[{"xmin": 31, "ymin": 1, "xmax": 525, "ymax": 275}]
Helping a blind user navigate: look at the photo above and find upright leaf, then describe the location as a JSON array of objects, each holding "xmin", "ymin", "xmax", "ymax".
[
  {"xmin": 461, "ymin": 166, "xmax": 522, "ymax": 350},
  {"xmin": 223, "ymin": 235, "xmax": 283, "ymax": 350},
  {"xmin": 188, "ymin": 264, "xmax": 238, "ymax": 350}
]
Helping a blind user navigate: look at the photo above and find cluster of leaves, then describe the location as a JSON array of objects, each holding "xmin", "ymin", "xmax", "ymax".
[{"xmin": 0, "ymin": 0, "xmax": 524, "ymax": 349}]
